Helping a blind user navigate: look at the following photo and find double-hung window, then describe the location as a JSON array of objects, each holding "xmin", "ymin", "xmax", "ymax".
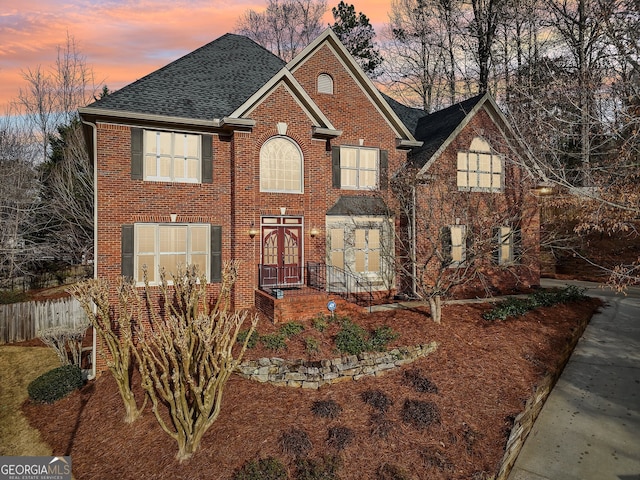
[
  {"xmin": 144, "ymin": 131, "xmax": 201, "ymax": 183},
  {"xmin": 338, "ymin": 146, "xmax": 379, "ymax": 190},
  {"xmin": 496, "ymin": 226, "xmax": 514, "ymax": 265},
  {"xmin": 133, "ymin": 224, "xmax": 210, "ymax": 284},
  {"xmin": 441, "ymin": 224, "xmax": 467, "ymax": 266},
  {"xmin": 457, "ymin": 137, "xmax": 503, "ymax": 192}
]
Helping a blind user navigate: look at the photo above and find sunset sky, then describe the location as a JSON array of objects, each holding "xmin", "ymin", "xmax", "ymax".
[{"xmin": 0, "ymin": 0, "xmax": 393, "ymax": 114}]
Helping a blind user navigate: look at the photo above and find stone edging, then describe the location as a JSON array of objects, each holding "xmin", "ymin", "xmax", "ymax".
[{"xmin": 236, "ymin": 342, "xmax": 438, "ymax": 390}]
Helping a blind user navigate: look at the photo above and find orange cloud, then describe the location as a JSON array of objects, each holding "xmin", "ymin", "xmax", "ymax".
[{"xmin": 0, "ymin": 0, "xmax": 392, "ymax": 114}]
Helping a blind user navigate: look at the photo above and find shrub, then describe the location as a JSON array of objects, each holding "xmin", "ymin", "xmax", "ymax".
[
  {"xmin": 280, "ymin": 428, "xmax": 313, "ymax": 457},
  {"xmin": 403, "ymin": 368, "xmax": 438, "ymax": 393},
  {"xmin": 483, "ymin": 286, "xmax": 588, "ymax": 321},
  {"xmin": 335, "ymin": 320, "xmax": 399, "ymax": 355},
  {"xmin": 304, "ymin": 337, "xmax": 319, "ymax": 355},
  {"xmin": 326, "ymin": 426, "xmax": 355, "ymax": 451},
  {"xmin": 311, "ymin": 400, "xmax": 342, "ymax": 419},
  {"xmin": 280, "ymin": 322, "xmax": 305, "ymax": 338},
  {"xmin": 237, "ymin": 329, "xmax": 260, "ymax": 349},
  {"xmin": 369, "ymin": 412, "xmax": 395, "ymax": 438},
  {"xmin": 233, "ymin": 457, "xmax": 288, "ymax": 480},
  {"xmin": 334, "ymin": 319, "xmax": 369, "ymax": 355},
  {"xmin": 401, "ymin": 399, "xmax": 441, "ymax": 430},
  {"xmin": 361, "ymin": 389, "xmax": 393, "ymax": 413},
  {"xmin": 27, "ymin": 365, "xmax": 83, "ymax": 404},
  {"xmin": 295, "ymin": 455, "xmax": 341, "ymax": 480},
  {"xmin": 312, "ymin": 316, "xmax": 328, "ymax": 332},
  {"xmin": 261, "ymin": 333, "xmax": 288, "ymax": 352},
  {"xmin": 369, "ymin": 325, "xmax": 399, "ymax": 352},
  {"xmin": 377, "ymin": 463, "xmax": 413, "ymax": 480}
]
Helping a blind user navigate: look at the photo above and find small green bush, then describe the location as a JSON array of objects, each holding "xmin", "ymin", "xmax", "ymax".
[
  {"xmin": 280, "ymin": 322, "xmax": 305, "ymax": 338},
  {"xmin": 335, "ymin": 321, "xmax": 399, "ymax": 355},
  {"xmin": 27, "ymin": 365, "xmax": 83, "ymax": 404},
  {"xmin": 233, "ymin": 457, "xmax": 288, "ymax": 480},
  {"xmin": 369, "ymin": 325, "xmax": 399, "ymax": 352},
  {"xmin": 261, "ymin": 333, "xmax": 288, "ymax": 352},
  {"xmin": 483, "ymin": 286, "xmax": 588, "ymax": 321},
  {"xmin": 304, "ymin": 337, "xmax": 319, "ymax": 354},
  {"xmin": 334, "ymin": 320, "xmax": 369, "ymax": 355},
  {"xmin": 237, "ymin": 329, "xmax": 260, "ymax": 349},
  {"xmin": 312, "ymin": 316, "xmax": 328, "ymax": 332}
]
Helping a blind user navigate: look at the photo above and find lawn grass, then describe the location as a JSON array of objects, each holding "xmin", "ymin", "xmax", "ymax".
[{"xmin": 0, "ymin": 346, "xmax": 59, "ymax": 456}]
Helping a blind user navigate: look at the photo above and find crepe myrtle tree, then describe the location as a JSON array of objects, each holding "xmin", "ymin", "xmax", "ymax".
[
  {"xmin": 136, "ymin": 261, "xmax": 258, "ymax": 462},
  {"xmin": 390, "ymin": 150, "xmax": 539, "ymax": 323},
  {"xmin": 69, "ymin": 277, "xmax": 147, "ymax": 423}
]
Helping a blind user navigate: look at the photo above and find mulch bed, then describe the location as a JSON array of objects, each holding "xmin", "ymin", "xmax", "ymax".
[{"xmin": 21, "ymin": 298, "xmax": 601, "ymax": 480}]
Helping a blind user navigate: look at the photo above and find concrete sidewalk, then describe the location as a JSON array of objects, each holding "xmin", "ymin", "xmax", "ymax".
[{"xmin": 508, "ymin": 279, "xmax": 640, "ymax": 480}]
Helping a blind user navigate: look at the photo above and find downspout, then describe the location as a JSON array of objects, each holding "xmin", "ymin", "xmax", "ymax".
[
  {"xmin": 411, "ymin": 183, "xmax": 418, "ymax": 298},
  {"xmin": 81, "ymin": 118, "xmax": 98, "ymax": 381}
]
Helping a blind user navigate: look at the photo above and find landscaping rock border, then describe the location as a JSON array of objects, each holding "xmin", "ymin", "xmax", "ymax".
[{"xmin": 236, "ymin": 342, "xmax": 438, "ymax": 389}]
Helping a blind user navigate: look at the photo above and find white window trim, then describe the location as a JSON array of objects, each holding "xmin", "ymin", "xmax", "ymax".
[
  {"xmin": 134, "ymin": 223, "xmax": 210, "ymax": 285},
  {"xmin": 340, "ymin": 146, "xmax": 379, "ymax": 191},
  {"xmin": 144, "ymin": 130, "xmax": 201, "ymax": 183},
  {"xmin": 260, "ymin": 136, "xmax": 304, "ymax": 194}
]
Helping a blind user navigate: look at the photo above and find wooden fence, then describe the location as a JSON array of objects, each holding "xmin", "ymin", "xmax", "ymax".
[{"xmin": 0, "ymin": 297, "xmax": 89, "ymax": 345}]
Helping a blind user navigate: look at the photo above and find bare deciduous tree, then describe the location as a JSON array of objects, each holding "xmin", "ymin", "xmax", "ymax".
[
  {"xmin": 136, "ymin": 262, "xmax": 258, "ymax": 462},
  {"xmin": 236, "ymin": 0, "xmax": 327, "ymax": 62}
]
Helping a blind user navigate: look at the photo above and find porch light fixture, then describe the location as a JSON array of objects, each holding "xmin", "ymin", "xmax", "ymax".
[
  {"xmin": 310, "ymin": 227, "xmax": 320, "ymax": 238},
  {"xmin": 532, "ymin": 181, "xmax": 554, "ymax": 196},
  {"xmin": 249, "ymin": 222, "xmax": 258, "ymax": 238}
]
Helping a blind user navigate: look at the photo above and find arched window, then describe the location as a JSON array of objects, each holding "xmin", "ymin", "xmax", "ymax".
[
  {"xmin": 456, "ymin": 136, "xmax": 503, "ymax": 192},
  {"xmin": 317, "ymin": 73, "xmax": 334, "ymax": 94},
  {"xmin": 260, "ymin": 137, "xmax": 303, "ymax": 193}
]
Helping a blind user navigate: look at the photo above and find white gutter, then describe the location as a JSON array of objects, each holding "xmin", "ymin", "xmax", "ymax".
[{"xmin": 80, "ymin": 118, "xmax": 98, "ymax": 381}]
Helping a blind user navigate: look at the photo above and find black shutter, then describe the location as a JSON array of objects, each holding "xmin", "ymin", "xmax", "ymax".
[
  {"xmin": 379, "ymin": 150, "xmax": 388, "ymax": 190},
  {"xmin": 210, "ymin": 225, "xmax": 222, "ymax": 283},
  {"xmin": 121, "ymin": 225, "xmax": 134, "ymax": 279},
  {"xmin": 201, "ymin": 134, "xmax": 213, "ymax": 183},
  {"xmin": 131, "ymin": 128, "xmax": 143, "ymax": 180},
  {"xmin": 440, "ymin": 226, "xmax": 452, "ymax": 266},
  {"xmin": 332, "ymin": 146, "xmax": 341, "ymax": 188},
  {"xmin": 465, "ymin": 225, "xmax": 473, "ymax": 264},
  {"xmin": 513, "ymin": 228, "xmax": 523, "ymax": 264},
  {"xmin": 492, "ymin": 227, "xmax": 501, "ymax": 265}
]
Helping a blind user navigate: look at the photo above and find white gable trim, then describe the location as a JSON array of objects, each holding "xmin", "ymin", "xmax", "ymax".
[
  {"xmin": 230, "ymin": 68, "xmax": 338, "ymax": 134},
  {"xmin": 287, "ymin": 28, "xmax": 419, "ymax": 145}
]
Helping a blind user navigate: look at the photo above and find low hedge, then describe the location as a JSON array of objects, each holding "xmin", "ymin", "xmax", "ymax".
[{"xmin": 27, "ymin": 365, "xmax": 84, "ymax": 404}]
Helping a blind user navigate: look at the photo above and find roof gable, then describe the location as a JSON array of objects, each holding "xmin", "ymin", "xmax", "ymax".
[
  {"xmin": 84, "ymin": 34, "xmax": 285, "ymax": 121},
  {"xmin": 287, "ymin": 29, "xmax": 420, "ymax": 147}
]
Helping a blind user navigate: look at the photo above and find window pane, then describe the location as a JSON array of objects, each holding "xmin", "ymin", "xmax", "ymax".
[
  {"xmin": 137, "ymin": 255, "xmax": 155, "ymax": 282},
  {"xmin": 452, "ymin": 245, "xmax": 463, "ymax": 262},
  {"xmin": 451, "ymin": 226, "xmax": 463, "ymax": 246},
  {"xmin": 185, "ymin": 134, "xmax": 199, "ymax": 157},
  {"xmin": 160, "ymin": 226, "xmax": 187, "ymax": 252},
  {"xmin": 174, "ymin": 157, "xmax": 185, "ymax": 179},
  {"xmin": 457, "ymin": 152, "xmax": 467, "ymax": 170},
  {"xmin": 492, "ymin": 173, "xmax": 501, "ymax": 189},
  {"xmin": 355, "ymin": 229, "xmax": 366, "ymax": 249},
  {"xmin": 190, "ymin": 254, "xmax": 207, "ymax": 275},
  {"xmin": 478, "ymin": 154, "xmax": 492, "ymax": 172},
  {"xmin": 360, "ymin": 170, "xmax": 377, "ymax": 188},
  {"xmin": 492, "ymin": 156, "xmax": 502, "ymax": 173},
  {"xmin": 190, "ymin": 226, "xmax": 208, "ymax": 252},
  {"xmin": 359, "ymin": 149, "xmax": 378, "ymax": 169},
  {"xmin": 340, "ymin": 147, "xmax": 357, "ymax": 167},
  {"xmin": 159, "ymin": 253, "xmax": 186, "ymax": 275},
  {"xmin": 159, "ymin": 157, "xmax": 171, "ymax": 177},
  {"xmin": 355, "ymin": 251, "xmax": 365, "ymax": 272},
  {"xmin": 479, "ymin": 173, "xmax": 491, "ymax": 187},
  {"xmin": 158, "ymin": 132, "xmax": 172, "ymax": 155},
  {"xmin": 331, "ymin": 251, "xmax": 344, "ymax": 269},
  {"xmin": 144, "ymin": 155, "xmax": 157, "ymax": 177},
  {"xmin": 341, "ymin": 169, "xmax": 357, "ymax": 188},
  {"xmin": 457, "ymin": 171, "xmax": 468, "ymax": 187},
  {"xmin": 145, "ymin": 131, "xmax": 158, "ymax": 153},
  {"xmin": 369, "ymin": 250, "xmax": 380, "ymax": 272},
  {"xmin": 137, "ymin": 225, "xmax": 156, "ymax": 253},
  {"xmin": 470, "ymin": 137, "xmax": 490, "ymax": 152},
  {"xmin": 368, "ymin": 229, "xmax": 380, "ymax": 248},
  {"xmin": 331, "ymin": 229, "xmax": 344, "ymax": 249}
]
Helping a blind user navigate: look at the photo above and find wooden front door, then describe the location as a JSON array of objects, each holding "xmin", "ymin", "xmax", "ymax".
[{"xmin": 260, "ymin": 217, "xmax": 303, "ymax": 287}]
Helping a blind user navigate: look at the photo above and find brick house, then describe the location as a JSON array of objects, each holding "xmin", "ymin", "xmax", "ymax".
[{"xmin": 78, "ymin": 29, "xmax": 540, "ymax": 333}]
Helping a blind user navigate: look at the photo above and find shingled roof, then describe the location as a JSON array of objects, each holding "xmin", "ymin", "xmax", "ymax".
[
  {"xmin": 410, "ymin": 94, "xmax": 485, "ymax": 168},
  {"xmin": 87, "ymin": 34, "xmax": 286, "ymax": 120}
]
